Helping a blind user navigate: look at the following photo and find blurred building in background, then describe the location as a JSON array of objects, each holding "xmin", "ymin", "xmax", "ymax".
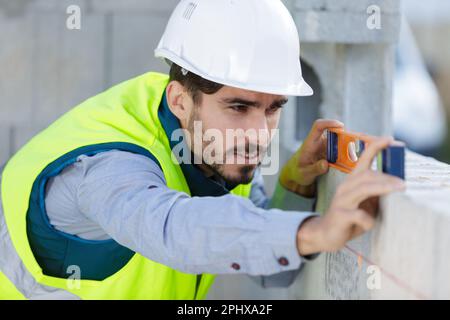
[
  {"xmin": 400, "ymin": 0, "xmax": 450, "ymax": 160},
  {"xmin": 394, "ymin": 18, "xmax": 447, "ymax": 155},
  {"xmin": 0, "ymin": 0, "xmax": 174, "ymax": 166}
]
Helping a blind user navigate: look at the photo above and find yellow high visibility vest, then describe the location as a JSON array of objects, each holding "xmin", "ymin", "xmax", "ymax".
[{"xmin": 0, "ymin": 72, "xmax": 251, "ymax": 299}]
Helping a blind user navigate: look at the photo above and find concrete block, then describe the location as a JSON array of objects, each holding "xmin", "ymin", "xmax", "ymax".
[
  {"xmin": 90, "ymin": 0, "xmax": 178, "ymax": 14},
  {"xmin": 291, "ymin": 0, "xmax": 401, "ymax": 44},
  {"xmin": 294, "ymin": 151, "xmax": 450, "ymax": 299},
  {"xmin": 294, "ymin": 0, "xmax": 400, "ymax": 13},
  {"xmin": 109, "ymin": 13, "xmax": 169, "ymax": 86},
  {"xmin": 59, "ymin": 12, "xmax": 106, "ymax": 111},
  {"xmin": 299, "ymin": 42, "xmax": 395, "ymax": 136},
  {"xmin": 29, "ymin": 0, "xmax": 89, "ymax": 14},
  {"xmin": 294, "ymin": 11, "xmax": 400, "ymax": 44},
  {"xmin": 342, "ymin": 44, "xmax": 395, "ymax": 135},
  {"xmin": 370, "ymin": 153, "xmax": 450, "ymax": 299},
  {"xmin": 0, "ymin": 126, "xmax": 11, "ymax": 166},
  {"xmin": 0, "ymin": 13, "xmax": 33, "ymax": 126},
  {"xmin": 32, "ymin": 11, "xmax": 105, "ymax": 126},
  {"xmin": 0, "ymin": 0, "xmax": 33, "ymax": 17},
  {"xmin": 300, "ymin": 43, "xmax": 347, "ymax": 121}
]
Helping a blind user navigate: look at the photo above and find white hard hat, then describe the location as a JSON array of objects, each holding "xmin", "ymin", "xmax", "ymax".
[{"xmin": 155, "ymin": 0, "xmax": 313, "ymax": 96}]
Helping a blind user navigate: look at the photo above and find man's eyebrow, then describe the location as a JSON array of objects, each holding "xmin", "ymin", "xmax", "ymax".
[
  {"xmin": 270, "ymin": 98, "xmax": 288, "ymax": 107},
  {"xmin": 220, "ymin": 97, "xmax": 288, "ymax": 108},
  {"xmin": 220, "ymin": 98, "xmax": 261, "ymax": 107}
]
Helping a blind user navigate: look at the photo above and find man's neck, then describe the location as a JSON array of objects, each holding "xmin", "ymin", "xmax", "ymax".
[{"xmin": 195, "ymin": 162, "xmax": 214, "ymax": 178}]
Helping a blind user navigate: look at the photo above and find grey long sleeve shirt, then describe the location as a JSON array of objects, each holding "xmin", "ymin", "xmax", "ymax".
[{"xmin": 44, "ymin": 149, "xmax": 318, "ymax": 286}]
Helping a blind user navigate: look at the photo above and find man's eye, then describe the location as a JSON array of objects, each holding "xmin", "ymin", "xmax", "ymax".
[
  {"xmin": 267, "ymin": 105, "xmax": 283, "ymax": 114},
  {"xmin": 230, "ymin": 105, "xmax": 248, "ymax": 113}
]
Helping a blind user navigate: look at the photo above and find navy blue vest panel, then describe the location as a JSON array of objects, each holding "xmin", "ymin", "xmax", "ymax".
[{"xmin": 27, "ymin": 142, "xmax": 161, "ymax": 281}]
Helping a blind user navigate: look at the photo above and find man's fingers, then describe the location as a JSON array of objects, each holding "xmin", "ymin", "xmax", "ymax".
[
  {"xmin": 347, "ymin": 179, "xmax": 405, "ymax": 206},
  {"xmin": 358, "ymin": 196, "xmax": 380, "ymax": 218},
  {"xmin": 339, "ymin": 171, "xmax": 403, "ymax": 194},
  {"xmin": 335, "ymin": 171, "xmax": 405, "ymax": 209},
  {"xmin": 318, "ymin": 134, "xmax": 328, "ymax": 159},
  {"xmin": 300, "ymin": 159, "xmax": 329, "ymax": 184},
  {"xmin": 350, "ymin": 209, "xmax": 375, "ymax": 232},
  {"xmin": 310, "ymin": 159, "xmax": 328, "ymax": 175},
  {"xmin": 308, "ymin": 119, "xmax": 344, "ymax": 141},
  {"xmin": 353, "ymin": 137, "xmax": 393, "ymax": 174}
]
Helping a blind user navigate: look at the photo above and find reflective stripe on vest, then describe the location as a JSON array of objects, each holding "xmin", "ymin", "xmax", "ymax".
[{"xmin": 0, "ymin": 72, "xmax": 252, "ymax": 299}]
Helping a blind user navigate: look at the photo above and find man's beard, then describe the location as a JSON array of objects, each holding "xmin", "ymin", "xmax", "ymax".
[
  {"xmin": 187, "ymin": 108, "xmax": 262, "ymax": 187},
  {"xmin": 206, "ymin": 160, "xmax": 258, "ymax": 186}
]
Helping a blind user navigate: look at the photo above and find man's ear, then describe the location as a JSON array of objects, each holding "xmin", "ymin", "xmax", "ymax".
[{"xmin": 165, "ymin": 81, "xmax": 192, "ymax": 127}]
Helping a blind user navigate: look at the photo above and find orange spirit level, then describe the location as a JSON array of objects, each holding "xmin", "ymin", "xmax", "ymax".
[{"xmin": 326, "ymin": 128, "xmax": 405, "ymax": 179}]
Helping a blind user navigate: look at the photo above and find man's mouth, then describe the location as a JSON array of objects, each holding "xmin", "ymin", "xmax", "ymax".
[{"xmin": 233, "ymin": 151, "xmax": 261, "ymax": 164}]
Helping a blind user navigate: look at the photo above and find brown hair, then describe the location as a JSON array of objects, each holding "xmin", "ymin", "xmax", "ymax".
[{"xmin": 169, "ymin": 63, "xmax": 224, "ymax": 105}]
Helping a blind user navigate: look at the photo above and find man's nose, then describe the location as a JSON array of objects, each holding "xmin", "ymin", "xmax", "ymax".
[{"xmin": 244, "ymin": 112, "xmax": 270, "ymax": 145}]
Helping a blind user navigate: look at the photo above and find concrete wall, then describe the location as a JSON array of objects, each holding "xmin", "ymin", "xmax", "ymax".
[
  {"xmin": 0, "ymin": 0, "xmax": 176, "ymax": 165},
  {"xmin": 293, "ymin": 151, "xmax": 450, "ymax": 300}
]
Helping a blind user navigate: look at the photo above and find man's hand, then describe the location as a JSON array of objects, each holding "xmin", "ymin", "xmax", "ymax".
[
  {"xmin": 279, "ymin": 119, "xmax": 344, "ymax": 198},
  {"xmin": 296, "ymin": 137, "xmax": 406, "ymax": 256}
]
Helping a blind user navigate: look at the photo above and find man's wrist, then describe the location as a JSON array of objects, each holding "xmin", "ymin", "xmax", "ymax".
[
  {"xmin": 292, "ymin": 182, "xmax": 317, "ymax": 198},
  {"xmin": 296, "ymin": 216, "xmax": 323, "ymax": 256},
  {"xmin": 279, "ymin": 175, "xmax": 317, "ymax": 198}
]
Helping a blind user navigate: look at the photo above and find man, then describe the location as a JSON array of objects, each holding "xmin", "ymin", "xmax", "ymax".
[{"xmin": 0, "ymin": 0, "xmax": 404, "ymax": 299}]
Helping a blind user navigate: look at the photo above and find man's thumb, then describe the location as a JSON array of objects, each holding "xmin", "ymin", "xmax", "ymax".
[
  {"xmin": 315, "ymin": 159, "xmax": 329, "ymax": 174},
  {"xmin": 301, "ymin": 159, "xmax": 328, "ymax": 183}
]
